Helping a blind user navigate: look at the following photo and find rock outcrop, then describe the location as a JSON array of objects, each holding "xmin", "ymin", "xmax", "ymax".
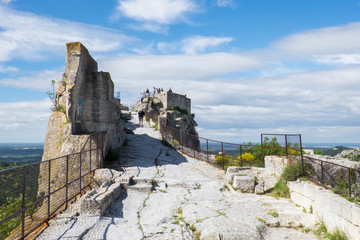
[
  {"xmin": 37, "ymin": 42, "xmax": 125, "ymax": 219},
  {"xmin": 133, "ymin": 91, "xmax": 199, "ymax": 149}
]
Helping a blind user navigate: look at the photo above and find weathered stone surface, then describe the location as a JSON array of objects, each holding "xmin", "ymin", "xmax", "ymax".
[
  {"xmin": 80, "ymin": 180, "xmax": 122, "ymax": 216},
  {"xmin": 225, "ymin": 165, "xmax": 280, "ymax": 194},
  {"xmin": 264, "ymin": 156, "xmax": 290, "ymax": 177},
  {"xmin": 36, "ymin": 42, "xmax": 126, "ymax": 226},
  {"xmin": 233, "ymin": 175, "xmax": 255, "ymax": 192},
  {"xmin": 91, "ymin": 168, "xmax": 123, "ymax": 189},
  {"xmin": 37, "ymin": 116, "xmax": 319, "ymax": 240},
  {"xmin": 133, "ymin": 90, "xmax": 199, "ymax": 149},
  {"xmin": 289, "ymin": 181, "xmax": 360, "ymax": 240}
]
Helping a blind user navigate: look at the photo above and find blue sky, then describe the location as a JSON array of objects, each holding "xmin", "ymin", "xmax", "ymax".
[{"xmin": 1, "ymin": 0, "xmax": 360, "ymax": 144}]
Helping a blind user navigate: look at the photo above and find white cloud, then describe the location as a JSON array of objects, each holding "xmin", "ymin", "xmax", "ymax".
[
  {"xmin": 0, "ymin": 69, "xmax": 63, "ymax": 91},
  {"xmin": 116, "ymin": 0, "xmax": 197, "ymax": 24},
  {"xmin": 0, "ymin": 65, "xmax": 18, "ymax": 73},
  {"xmin": 100, "ymin": 48, "xmax": 360, "ymax": 142},
  {"xmin": 100, "ymin": 52, "xmax": 261, "ymax": 85},
  {"xmin": 216, "ymin": 0, "xmax": 234, "ymax": 8},
  {"xmin": 0, "ymin": 5, "xmax": 136, "ymax": 62},
  {"xmin": 313, "ymin": 54, "xmax": 360, "ymax": 65},
  {"xmin": 0, "ymin": 99, "xmax": 51, "ymax": 142},
  {"xmin": 0, "ymin": 0, "xmax": 15, "ymax": 4},
  {"xmin": 272, "ymin": 22, "xmax": 360, "ymax": 57},
  {"xmin": 181, "ymin": 36, "xmax": 233, "ymax": 55},
  {"xmin": 130, "ymin": 22, "xmax": 169, "ymax": 34},
  {"xmin": 157, "ymin": 35, "xmax": 234, "ymax": 54}
]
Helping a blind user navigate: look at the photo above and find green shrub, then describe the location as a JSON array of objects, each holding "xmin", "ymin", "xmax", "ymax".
[
  {"xmin": 314, "ymin": 223, "xmax": 327, "ymax": 237},
  {"xmin": 281, "ymin": 161, "xmax": 314, "ymax": 181},
  {"xmin": 0, "ymin": 196, "xmax": 32, "ymax": 239},
  {"xmin": 104, "ymin": 148, "xmax": 121, "ymax": 164},
  {"xmin": 271, "ymin": 179, "xmax": 290, "ymax": 198},
  {"xmin": 53, "ymin": 104, "xmax": 66, "ymax": 114},
  {"xmin": 325, "ymin": 228, "xmax": 348, "ymax": 240}
]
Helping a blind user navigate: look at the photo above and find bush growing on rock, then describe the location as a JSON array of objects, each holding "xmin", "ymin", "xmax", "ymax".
[
  {"xmin": 238, "ymin": 152, "xmax": 255, "ymax": 163},
  {"xmin": 281, "ymin": 161, "xmax": 314, "ymax": 181}
]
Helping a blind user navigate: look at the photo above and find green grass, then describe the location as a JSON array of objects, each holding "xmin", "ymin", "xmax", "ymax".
[
  {"xmin": 325, "ymin": 228, "xmax": 348, "ymax": 240},
  {"xmin": 267, "ymin": 209, "xmax": 279, "ymax": 217},
  {"xmin": 104, "ymin": 148, "xmax": 121, "ymax": 164},
  {"xmin": 271, "ymin": 179, "xmax": 290, "ymax": 198}
]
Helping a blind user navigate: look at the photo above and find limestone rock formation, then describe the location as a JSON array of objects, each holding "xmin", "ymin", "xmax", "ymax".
[
  {"xmin": 37, "ymin": 42, "xmax": 125, "ymax": 218},
  {"xmin": 133, "ymin": 91, "xmax": 199, "ymax": 149}
]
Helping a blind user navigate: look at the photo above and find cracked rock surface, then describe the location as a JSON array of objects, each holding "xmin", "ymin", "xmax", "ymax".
[{"xmin": 36, "ymin": 114, "xmax": 318, "ymax": 240}]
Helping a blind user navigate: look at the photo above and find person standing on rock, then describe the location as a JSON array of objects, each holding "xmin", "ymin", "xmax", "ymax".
[{"xmin": 138, "ymin": 109, "xmax": 145, "ymax": 127}]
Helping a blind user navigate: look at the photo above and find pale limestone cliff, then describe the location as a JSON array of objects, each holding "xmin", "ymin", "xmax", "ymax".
[{"xmin": 37, "ymin": 42, "xmax": 125, "ymax": 218}]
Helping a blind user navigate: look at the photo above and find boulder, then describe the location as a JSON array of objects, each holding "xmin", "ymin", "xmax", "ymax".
[{"xmin": 233, "ymin": 176, "xmax": 255, "ymax": 193}]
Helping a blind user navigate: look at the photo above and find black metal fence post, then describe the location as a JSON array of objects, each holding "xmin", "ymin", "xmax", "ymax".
[
  {"xmin": 21, "ymin": 167, "xmax": 26, "ymax": 239},
  {"xmin": 48, "ymin": 161, "xmax": 51, "ymax": 219},
  {"xmin": 221, "ymin": 142, "xmax": 224, "ymax": 169},
  {"xmin": 348, "ymin": 168, "xmax": 352, "ymax": 197},
  {"xmin": 65, "ymin": 156, "xmax": 69, "ymax": 210},
  {"xmin": 261, "ymin": 134, "xmax": 264, "ymax": 164},
  {"xmin": 299, "ymin": 134, "xmax": 304, "ymax": 175},
  {"xmin": 240, "ymin": 145, "xmax": 242, "ymax": 167},
  {"xmin": 321, "ymin": 161, "xmax": 324, "ymax": 183},
  {"xmin": 285, "ymin": 135, "xmax": 288, "ymax": 158},
  {"xmin": 206, "ymin": 139, "xmax": 209, "ymax": 161}
]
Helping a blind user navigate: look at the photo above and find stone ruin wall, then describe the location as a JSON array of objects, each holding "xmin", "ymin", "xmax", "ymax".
[
  {"xmin": 133, "ymin": 92, "xmax": 199, "ymax": 149},
  {"xmin": 157, "ymin": 91, "xmax": 191, "ymax": 114},
  {"xmin": 37, "ymin": 42, "xmax": 125, "ymax": 220}
]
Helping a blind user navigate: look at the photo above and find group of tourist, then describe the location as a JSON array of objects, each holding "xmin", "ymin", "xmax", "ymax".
[
  {"xmin": 138, "ymin": 87, "xmax": 173, "ymax": 126},
  {"xmin": 140, "ymin": 87, "xmax": 173, "ymax": 103}
]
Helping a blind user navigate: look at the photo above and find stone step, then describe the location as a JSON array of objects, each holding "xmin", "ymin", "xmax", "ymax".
[
  {"xmin": 126, "ymin": 184, "xmax": 153, "ymax": 192},
  {"xmin": 132, "ymin": 177, "xmax": 154, "ymax": 185}
]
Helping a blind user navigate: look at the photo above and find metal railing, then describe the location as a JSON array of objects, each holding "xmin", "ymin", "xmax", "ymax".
[
  {"xmin": 303, "ymin": 156, "xmax": 360, "ymax": 198},
  {"xmin": 0, "ymin": 132, "xmax": 103, "ymax": 240},
  {"xmin": 159, "ymin": 118, "xmax": 258, "ymax": 169},
  {"xmin": 159, "ymin": 118, "xmax": 360, "ymax": 199}
]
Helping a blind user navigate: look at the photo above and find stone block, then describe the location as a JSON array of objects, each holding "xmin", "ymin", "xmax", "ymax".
[
  {"xmin": 80, "ymin": 181, "xmax": 122, "ymax": 216},
  {"xmin": 233, "ymin": 176, "xmax": 255, "ymax": 193},
  {"xmin": 225, "ymin": 166, "xmax": 252, "ymax": 182},
  {"xmin": 264, "ymin": 156, "xmax": 290, "ymax": 177},
  {"xmin": 255, "ymin": 181, "xmax": 264, "ymax": 194},
  {"xmin": 92, "ymin": 169, "xmax": 122, "ymax": 189},
  {"xmin": 330, "ymin": 195, "xmax": 343, "ymax": 217},
  {"xmin": 345, "ymin": 222, "xmax": 360, "ymax": 240},
  {"xmin": 263, "ymin": 176, "xmax": 278, "ymax": 192},
  {"xmin": 352, "ymin": 205, "xmax": 360, "ymax": 227},
  {"xmin": 341, "ymin": 201, "xmax": 353, "ymax": 223}
]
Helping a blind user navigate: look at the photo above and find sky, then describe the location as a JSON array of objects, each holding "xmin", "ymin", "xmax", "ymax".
[{"xmin": 0, "ymin": 0, "xmax": 360, "ymax": 144}]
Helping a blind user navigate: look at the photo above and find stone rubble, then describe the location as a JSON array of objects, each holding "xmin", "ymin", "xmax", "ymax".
[{"xmin": 36, "ymin": 113, "xmax": 319, "ymax": 240}]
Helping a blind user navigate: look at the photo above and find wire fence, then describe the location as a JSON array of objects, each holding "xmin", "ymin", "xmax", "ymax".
[{"xmin": 0, "ymin": 132, "xmax": 103, "ymax": 240}]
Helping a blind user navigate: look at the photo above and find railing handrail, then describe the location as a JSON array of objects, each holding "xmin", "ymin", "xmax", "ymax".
[
  {"xmin": 304, "ymin": 155, "xmax": 360, "ymax": 172},
  {"xmin": 160, "ymin": 117, "xmax": 359, "ymax": 198},
  {"xmin": 0, "ymin": 132, "xmax": 103, "ymax": 240},
  {"xmin": 0, "ymin": 132, "xmax": 102, "ymax": 174}
]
